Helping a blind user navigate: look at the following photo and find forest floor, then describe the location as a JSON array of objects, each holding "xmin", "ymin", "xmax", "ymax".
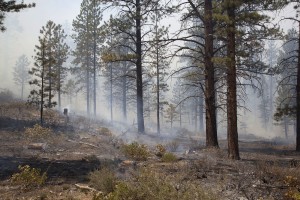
[{"xmin": 0, "ymin": 101, "xmax": 300, "ymax": 200}]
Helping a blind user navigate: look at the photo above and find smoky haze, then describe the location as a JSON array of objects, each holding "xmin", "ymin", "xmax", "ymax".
[{"xmin": 0, "ymin": 0, "xmax": 297, "ymax": 141}]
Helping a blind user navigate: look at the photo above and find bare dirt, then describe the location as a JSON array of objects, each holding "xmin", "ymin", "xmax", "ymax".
[{"xmin": 0, "ymin": 102, "xmax": 300, "ymax": 200}]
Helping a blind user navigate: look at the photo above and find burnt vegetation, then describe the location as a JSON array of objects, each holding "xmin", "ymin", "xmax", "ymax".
[{"xmin": 1, "ymin": 0, "xmax": 300, "ymax": 199}]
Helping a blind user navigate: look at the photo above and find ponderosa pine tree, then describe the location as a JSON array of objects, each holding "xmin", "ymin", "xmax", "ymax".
[
  {"xmin": 13, "ymin": 55, "xmax": 30, "ymax": 99},
  {"xmin": 52, "ymin": 24, "xmax": 69, "ymax": 111},
  {"xmin": 100, "ymin": 0, "xmax": 172, "ymax": 134},
  {"xmin": 148, "ymin": 4, "xmax": 170, "ymax": 135},
  {"xmin": 219, "ymin": 0, "xmax": 284, "ymax": 159},
  {"xmin": 72, "ymin": 0, "xmax": 103, "ymax": 117},
  {"xmin": 28, "ymin": 21, "xmax": 57, "ymax": 125},
  {"xmin": 174, "ymin": 0, "xmax": 219, "ymax": 147},
  {"xmin": 101, "ymin": 16, "xmax": 137, "ymax": 122}
]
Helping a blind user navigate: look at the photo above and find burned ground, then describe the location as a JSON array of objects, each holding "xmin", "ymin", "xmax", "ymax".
[{"xmin": 0, "ymin": 102, "xmax": 300, "ymax": 199}]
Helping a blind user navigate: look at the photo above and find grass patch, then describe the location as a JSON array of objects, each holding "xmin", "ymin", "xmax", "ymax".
[
  {"xmin": 94, "ymin": 169, "xmax": 216, "ymax": 200},
  {"xmin": 122, "ymin": 142, "xmax": 150, "ymax": 161},
  {"xmin": 161, "ymin": 152, "xmax": 177, "ymax": 162},
  {"xmin": 89, "ymin": 167, "xmax": 117, "ymax": 195}
]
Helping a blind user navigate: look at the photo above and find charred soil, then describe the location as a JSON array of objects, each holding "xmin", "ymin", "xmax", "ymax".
[{"xmin": 0, "ymin": 102, "xmax": 300, "ymax": 200}]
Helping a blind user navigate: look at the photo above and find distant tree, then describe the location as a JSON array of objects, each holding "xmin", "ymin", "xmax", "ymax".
[
  {"xmin": 274, "ymin": 28, "xmax": 298, "ymax": 139},
  {"xmin": 0, "ymin": 89, "xmax": 14, "ymax": 102},
  {"xmin": 0, "ymin": 0, "xmax": 35, "ymax": 32},
  {"xmin": 13, "ymin": 55, "xmax": 30, "ymax": 99},
  {"xmin": 258, "ymin": 75, "xmax": 271, "ymax": 130},
  {"xmin": 165, "ymin": 103, "xmax": 178, "ymax": 129},
  {"xmin": 28, "ymin": 21, "xmax": 59, "ymax": 125},
  {"xmin": 101, "ymin": 18, "xmax": 137, "ymax": 122},
  {"xmin": 148, "ymin": 7, "xmax": 170, "ymax": 135},
  {"xmin": 266, "ymin": 40, "xmax": 278, "ymax": 130},
  {"xmin": 172, "ymin": 79, "xmax": 184, "ymax": 128},
  {"xmin": 52, "ymin": 24, "xmax": 69, "ymax": 110},
  {"xmin": 72, "ymin": 0, "xmax": 103, "ymax": 117},
  {"xmin": 100, "ymin": 0, "xmax": 172, "ymax": 134},
  {"xmin": 62, "ymin": 79, "xmax": 79, "ymax": 104}
]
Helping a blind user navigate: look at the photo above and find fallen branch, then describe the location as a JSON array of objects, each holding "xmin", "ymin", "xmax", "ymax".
[
  {"xmin": 67, "ymin": 139, "xmax": 99, "ymax": 149},
  {"xmin": 27, "ymin": 143, "xmax": 47, "ymax": 150},
  {"xmin": 79, "ymin": 141, "xmax": 99, "ymax": 148},
  {"xmin": 75, "ymin": 183, "xmax": 97, "ymax": 192}
]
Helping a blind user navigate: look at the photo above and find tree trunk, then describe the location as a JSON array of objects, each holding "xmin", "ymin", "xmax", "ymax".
[
  {"xmin": 136, "ymin": 0, "xmax": 145, "ymax": 134},
  {"xmin": 122, "ymin": 67, "xmax": 127, "ymax": 121},
  {"xmin": 86, "ymin": 9, "xmax": 90, "ymax": 117},
  {"xmin": 226, "ymin": 3, "xmax": 240, "ymax": 160},
  {"xmin": 48, "ymin": 64, "xmax": 52, "ymax": 108},
  {"xmin": 40, "ymin": 43, "xmax": 45, "ymax": 126},
  {"xmin": 122, "ymin": 62, "xmax": 127, "ymax": 121},
  {"xmin": 156, "ymin": 48, "xmax": 160, "ymax": 135},
  {"xmin": 86, "ymin": 68, "xmax": 90, "ymax": 116},
  {"xmin": 199, "ymin": 94, "xmax": 204, "ymax": 133},
  {"xmin": 284, "ymin": 116, "xmax": 289, "ymax": 139},
  {"xmin": 179, "ymin": 102, "xmax": 182, "ymax": 128},
  {"xmin": 110, "ymin": 63, "xmax": 113, "ymax": 122},
  {"xmin": 204, "ymin": 0, "xmax": 218, "ymax": 147},
  {"xmin": 93, "ymin": 0, "xmax": 97, "ymax": 117},
  {"xmin": 58, "ymin": 56, "xmax": 61, "ymax": 111},
  {"xmin": 194, "ymin": 98, "xmax": 198, "ymax": 132},
  {"xmin": 296, "ymin": 21, "xmax": 300, "ymax": 151}
]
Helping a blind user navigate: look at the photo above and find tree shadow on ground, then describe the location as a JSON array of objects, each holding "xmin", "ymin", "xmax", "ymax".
[{"xmin": 0, "ymin": 117, "xmax": 74, "ymax": 132}]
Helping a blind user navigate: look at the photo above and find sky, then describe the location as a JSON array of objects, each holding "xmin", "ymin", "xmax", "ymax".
[
  {"xmin": 0, "ymin": 1, "xmax": 296, "ymax": 92},
  {"xmin": 0, "ymin": 0, "xmax": 82, "ymax": 92}
]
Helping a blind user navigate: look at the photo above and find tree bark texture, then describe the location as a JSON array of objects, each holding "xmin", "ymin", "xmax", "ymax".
[
  {"xmin": 296, "ymin": 21, "xmax": 300, "ymax": 151},
  {"xmin": 136, "ymin": 0, "xmax": 145, "ymax": 134},
  {"xmin": 226, "ymin": 3, "xmax": 240, "ymax": 160},
  {"xmin": 204, "ymin": 0, "xmax": 218, "ymax": 147}
]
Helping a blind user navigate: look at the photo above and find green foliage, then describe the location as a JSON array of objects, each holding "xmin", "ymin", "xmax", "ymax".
[
  {"xmin": 122, "ymin": 142, "xmax": 150, "ymax": 161},
  {"xmin": 96, "ymin": 169, "xmax": 216, "ymax": 200},
  {"xmin": 89, "ymin": 168, "xmax": 117, "ymax": 195},
  {"xmin": 11, "ymin": 165, "xmax": 47, "ymax": 190},
  {"xmin": 161, "ymin": 152, "xmax": 177, "ymax": 163}
]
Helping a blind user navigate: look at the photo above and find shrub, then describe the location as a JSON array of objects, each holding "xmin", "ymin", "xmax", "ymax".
[
  {"xmin": 122, "ymin": 142, "xmax": 150, "ymax": 161},
  {"xmin": 104, "ymin": 169, "xmax": 216, "ymax": 200},
  {"xmin": 89, "ymin": 168, "xmax": 117, "ymax": 195},
  {"xmin": 155, "ymin": 144, "xmax": 166, "ymax": 157},
  {"xmin": 24, "ymin": 124, "xmax": 52, "ymax": 141},
  {"xmin": 166, "ymin": 140, "xmax": 179, "ymax": 152},
  {"xmin": 11, "ymin": 165, "xmax": 47, "ymax": 190},
  {"xmin": 161, "ymin": 152, "xmax": 177, "ymax": 162},
  {"xmin": 99, "ymin": 127, "xmax": 112, "ymax": 136}
]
